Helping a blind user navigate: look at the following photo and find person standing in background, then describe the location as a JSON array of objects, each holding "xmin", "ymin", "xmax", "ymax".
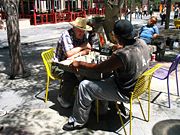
[
  {"xmin": 139, "ymin": 7, "xmax": 143, "ymax": 19},
  {"xmin": 161, "ymin": 5, "xmax": 166, "ymax": 25},
  {"xmin": 135, "ymin": 6, "xmax": 139, "ymax": 19},
  {"xmin": 143, "ymin": 5, "xmax": 148, "ymax": 16},
  {"xmin": 174, "ymin": 5, "xmax": 179, "ymax": 19},
  {"xmin": 149, "ymin": 5, "xmax": 154, "ymax": 16},
  {"xmin": 125, "ymin": 8, "xmax": 131, "ymax": 20}
]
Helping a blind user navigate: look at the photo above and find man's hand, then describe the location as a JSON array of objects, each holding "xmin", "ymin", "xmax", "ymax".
[
  {"xmin": 153, "ymin": 34, "xmax": 159, "ymax": 39},
  {"xmin": 69, "ymin": 60, "xmax": 80, "ymax": 72},
  {"xmin": 67, "ymin": 49, "xmax": 91, "ymax": 60},
  {"xmin": 81, "ymin": 43, "xmax": 92, "ymax": 50},
  {"xmin": 112, "ymin": 44, "xmax": 123, "ymax": 51},
  {"xmin": 72, "ymin": 61, "xmax": 80, "ymax": 67},
  {"xmin": 81, "ymin": 49, "xmax": 91, "ymax": 55}
]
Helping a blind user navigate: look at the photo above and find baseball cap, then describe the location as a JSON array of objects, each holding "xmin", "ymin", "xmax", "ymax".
[{"xmin": 113, "ymin": 20, "xmax": 135, "ymax": 39}]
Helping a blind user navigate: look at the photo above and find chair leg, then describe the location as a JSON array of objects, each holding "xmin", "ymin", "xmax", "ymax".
[
  {"xmin": 96, "ymin": 100, "xmax": 99, "ymax": 123},
  {"xmin": 175, "ymin": 70, "xmax": 179, "ymax": 96},
  {"xmin": 137, "ymin": 98, "xmax": 147, "ymax": 121},
  {"xmin": 129, "ymin": 101, "xmax": 132, "ymax": 135},
  {"xmin": 167, "ymin": 77, "xmax": 171, "ymax": 108},
  {"xmin": 45, "ymin": 76, "xmax": 50, "ymax": 103},
  {"xmin": 116, "ymin": 103, "xmax": 127, "ymax": 135},
  {"xmin": 147, "ymin": 88, "xmax": 151, "ymax": 121}
]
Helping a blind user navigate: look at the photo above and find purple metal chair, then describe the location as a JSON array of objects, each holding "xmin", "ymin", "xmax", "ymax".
[{"xmin": 153, "ymin": 54, "xmax": 180, "ymax": 108}]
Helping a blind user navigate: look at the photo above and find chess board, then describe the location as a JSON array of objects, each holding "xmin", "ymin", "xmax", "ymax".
[{"xmin": 55, "ymin": 52, "xmax": 111, "ymax": 80}]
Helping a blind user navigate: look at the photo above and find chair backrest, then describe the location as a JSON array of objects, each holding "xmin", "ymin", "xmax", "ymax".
[
  {"xmin": 168, "ymin": 54, "xmax": 180, "ymax": 75},
  {"xmin": 132, "ymin": 64, "xmax": 162, "ymax": 100},
  {"xmin": 41, "ymin": 48, "xmax": 56, "ymax": 80},
  {"xmin": 174, "ymin": 19, "xmax": 180, "ymax": 27}
]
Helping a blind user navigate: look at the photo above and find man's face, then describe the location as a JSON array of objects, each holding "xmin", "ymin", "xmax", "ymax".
[
  {"xmin": 147, "ymin": 18, "xmax": 156, "ymax": 26},
  {"xmin": 73, "ymin": 27, "xmax": 85, "ymax": 39}
]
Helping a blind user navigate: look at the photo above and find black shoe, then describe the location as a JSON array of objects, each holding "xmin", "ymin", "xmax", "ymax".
[{"xmin": 63, "ymin": 122, "xmax": 83, "ymax": 131}]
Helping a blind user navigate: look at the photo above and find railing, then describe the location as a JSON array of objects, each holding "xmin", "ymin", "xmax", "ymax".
[{"xmin": 30, "ymin": 10, "xmax": 87, "ymax": 25}]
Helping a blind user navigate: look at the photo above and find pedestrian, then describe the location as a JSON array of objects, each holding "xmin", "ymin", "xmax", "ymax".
[
  {"xmin": 52, "ymin": 17, "xmax": 92, "ymax": 108},
  {"xmin": 139, "ymin": 7, "xmax": 143, "ymax": 19},
  {"xmin": 160, "ymin": 5, "xmax": 166, "ymax": 25},
  {"xmin": 0, "ymin": 12, "xmax": 4, "ymax": 30},
  {"xmin": 135, "ymin": 6, "xmax": 139, "ymax": 19},
  {"xmin": 62, "ymin": 19, "xmax": 150, "ymax": 131},
  {"xmin": 143, "ymin": 5, "xmax": 148, "ymax": 16},
  {"xmin": 174, "ymin": 5, "xmax": 179, "ymax": 19},
  {"xmin": 149, "ymin": 5, "xmax": 154, "ymax": 16},
  {"xmin": 125, "ymin": 8, "xmax": 130, "ymax": 20}
]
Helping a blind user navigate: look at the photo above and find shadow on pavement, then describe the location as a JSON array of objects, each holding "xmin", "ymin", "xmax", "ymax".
[{"xmin": 47, "ymin": 89, "xmax": 129, "ymax": 133}]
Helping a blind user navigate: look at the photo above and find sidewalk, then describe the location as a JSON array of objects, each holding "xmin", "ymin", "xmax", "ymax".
[
  {"xmin": 0, "ymin": 12, "xmax": 180, "ymax": 135},
  {"xmin": 0, "ymin": 11, "xmax": 176, "ymax": 48}
]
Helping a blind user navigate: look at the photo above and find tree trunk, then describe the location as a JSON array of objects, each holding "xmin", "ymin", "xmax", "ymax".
[
  {"xmin": 2, "ymin": 0, "xmax": 29, "ymax": 79},
  {"xmin": 103, "ymin": 0, "xmax": 124, "ymax": 41},
  {"xmin": 165, "ymin": 0, "xmax": 171, "ymax": 29}
]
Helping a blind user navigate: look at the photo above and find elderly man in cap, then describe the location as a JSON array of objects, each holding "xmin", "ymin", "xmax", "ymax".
[
  {"xmin": 52, "ymin": 17, "xmax": 92, "ymax": 108},
  {"xmin": 62, "ymin": 19, "xmax": 150, "ymax": 130}
]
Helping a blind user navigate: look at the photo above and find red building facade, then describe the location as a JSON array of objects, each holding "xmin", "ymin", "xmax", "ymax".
[{"xmin": 17, "ymin": 0, "xmax": 105, "ymax": 25}]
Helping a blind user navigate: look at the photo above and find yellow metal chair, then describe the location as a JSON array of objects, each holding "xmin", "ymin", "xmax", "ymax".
[
  {"xmin": 41, "ymin": 48, "xmax": 61, "ymax": 102},
  {"xmin": 174, "ymin": 19, "xmax": 180, "ymax": 29},
  {"xmin": 96, "ymin": 64, "xmax": 162, "ymax": 135}
]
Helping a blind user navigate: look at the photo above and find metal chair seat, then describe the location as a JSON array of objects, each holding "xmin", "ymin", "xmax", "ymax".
[{"xmin": 153, "ymin": 67, "xmax": 169, "ymax": 79}]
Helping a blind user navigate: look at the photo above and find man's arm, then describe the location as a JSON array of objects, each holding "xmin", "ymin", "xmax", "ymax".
[
  {"xmin": 67, "ymin": 49, "xmax": 91, "ymax": 60},
  {"xmin": 138, "ymin": 26, "xmax": 144, "ymax": 37},
  {"xmin": 70, "ymin": 54, "xmax": 124, "ymax": 73},
  {"xmin": 152, "ymin": 26, "xmax": 159, "ymax": 39},
  {"xmin": 66, "ymin": 42, "xmax": 92, "ymax": 58}
]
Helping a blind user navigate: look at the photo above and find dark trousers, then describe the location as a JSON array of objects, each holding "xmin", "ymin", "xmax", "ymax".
[
  {"xmin": 60, "ymin": 71, "xmax": 80, "ymax": 103},
  {"xmin": 161, "ymin": 14, "xmax": 166, "ymax": 25}
]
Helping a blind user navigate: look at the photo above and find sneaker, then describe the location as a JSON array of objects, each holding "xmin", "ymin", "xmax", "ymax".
[
  {"xmin": 63, "ymin": 116, "xmax": 84, "ymax": 131},
  {"xmin": 63, "ymin": 122, "xmax": 83, "ymax": 131},
  {"xmin": 57, "ymin": 96, "xmax": 72, "ymax": 108}
]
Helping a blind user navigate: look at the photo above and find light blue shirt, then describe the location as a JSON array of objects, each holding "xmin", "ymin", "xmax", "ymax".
[{"xmin": 139, "ymin": 25, "xmax": 159, "ymax": 44}]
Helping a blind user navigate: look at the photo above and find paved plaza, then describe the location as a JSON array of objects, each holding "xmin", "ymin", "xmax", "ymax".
[{"xmin": 0, "ymin": 12, "xmax": 180, "ymax": 135}]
